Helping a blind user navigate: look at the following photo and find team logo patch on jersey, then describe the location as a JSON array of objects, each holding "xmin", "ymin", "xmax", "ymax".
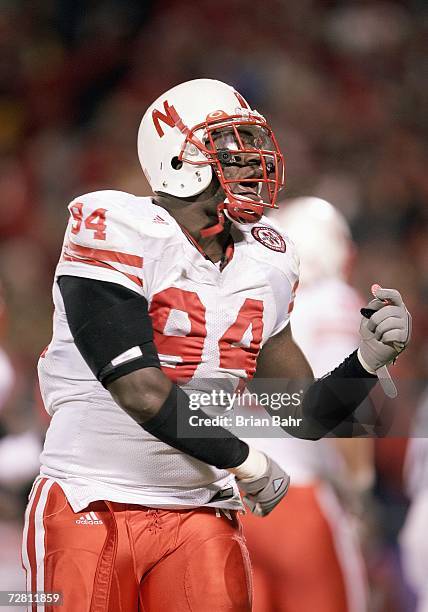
[{"xmin": 251, "ymin": 226, "xmax": 286, "ymax": 253}]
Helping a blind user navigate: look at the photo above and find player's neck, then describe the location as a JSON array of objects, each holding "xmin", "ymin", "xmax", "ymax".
[
  {"xmin": 153, "ymin": 191, "xmax": 232, "ymax": 262},
  {"xmin": 174, "ymin": 206, "xmax": 233, "ymax": 263}
]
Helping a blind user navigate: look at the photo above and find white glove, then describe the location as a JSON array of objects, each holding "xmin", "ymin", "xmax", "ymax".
[
  {"xmin": 229, "ymin": 448, "xmax": 290, "ymax": 516},
  {"xmin": 359, "ymin": 287, "xmax": 411, "ymax": 370},
  {"xmin": 237, "ymin": 455, "xmax": 290, "ymax": 517},
  {"xmin": 358, "ymin": 286, "xmax": 411, "ymax": 397}
]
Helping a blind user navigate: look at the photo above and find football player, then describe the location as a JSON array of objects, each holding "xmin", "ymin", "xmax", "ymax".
[
  {"xmin": 242, "ymin": 198, "xmax": 373, "ymax": 612},
  {"xmin": 23, "ymin": 79, "xmax": 411, "ymax": 611}
]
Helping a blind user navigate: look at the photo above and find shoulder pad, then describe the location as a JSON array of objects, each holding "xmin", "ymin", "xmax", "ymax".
[{"xmin": 66, "ymin": 191, "xmax": 176, "ymax": 253}]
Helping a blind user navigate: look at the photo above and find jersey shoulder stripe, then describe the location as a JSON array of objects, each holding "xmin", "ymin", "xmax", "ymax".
[
  {"xmin": 61, "ymin": 252, "xmax": 144, "ymax": 288},
  {"xmin": 65, "ymin": 241, "xmax": 143, "ymax": 269}
]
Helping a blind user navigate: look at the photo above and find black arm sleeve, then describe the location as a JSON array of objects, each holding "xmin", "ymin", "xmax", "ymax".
[
  {"xmin": 58, "ymin": 275, "xmax": 143, "ymax": 331},
  {"xmin": 142, "ymin": 385, "xmax": 250, "ymax": 469},
  {"xmin": 293, "ymin": 351, "xmax": 377, "ymax": 440},
  {"xmin": 58, "ymin": 276, "xmax": 160, "ymax": 385}
]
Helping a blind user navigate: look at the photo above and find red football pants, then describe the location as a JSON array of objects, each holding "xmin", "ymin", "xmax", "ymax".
[
  {"xmin": 241, "ymin": 483, "xmax": 368, "ymax": 612},
  {"xmin": 22, "ymin": 478, "xmax": 252, "ymax": 612}
]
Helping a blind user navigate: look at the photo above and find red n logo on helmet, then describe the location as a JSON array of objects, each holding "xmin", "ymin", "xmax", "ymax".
[
  {"xmin": 234, "ymin": 91, "xmax": 250, "ymax": 109},
  {"xmin": 152, "ymin": 100, "xmax": 178, "ymax": 137}
]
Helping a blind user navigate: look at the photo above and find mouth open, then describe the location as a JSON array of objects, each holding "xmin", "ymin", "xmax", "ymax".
[
  {"xmin": 233, "ymin": 180, "xmax": 262, "ymax": 200},
  {"xmin": 242, "ymin": 180, "xmax": 258, "ymax": 190}
]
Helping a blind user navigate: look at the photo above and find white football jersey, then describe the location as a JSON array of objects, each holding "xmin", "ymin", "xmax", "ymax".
[
  {"xmin": 38, "ymin": 190, "xmax": 299, "ymax": 512},
  {"xmin": 250, "ymin": 277, "xmax": 363, "ymax": 483}
]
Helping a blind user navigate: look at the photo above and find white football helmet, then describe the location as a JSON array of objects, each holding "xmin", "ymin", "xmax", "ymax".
[
  {"xmin": 138, "ymin": 79, "xmax": 284, "ymax": 234},
  {"xmin": 268, "ymin": 197, "xmax": 354, "ymax": 286}
]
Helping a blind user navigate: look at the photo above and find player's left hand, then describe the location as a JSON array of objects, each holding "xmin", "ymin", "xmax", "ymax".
[
  {"xmin": 359, "ymin": 287, "xmax": 412, "ymax": 371},
  {"xmin": 237, "ymin": 456, "xmax": 290, "ymax": 517}
]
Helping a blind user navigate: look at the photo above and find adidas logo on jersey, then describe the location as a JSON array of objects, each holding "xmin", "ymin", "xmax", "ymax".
[
  {"xmin": 75, "ymin": 511, "xmax": 103, "ymax": 525},
  {"xmin": 153, "ymin": 214, "xmax": 168, "ymax": 224}
]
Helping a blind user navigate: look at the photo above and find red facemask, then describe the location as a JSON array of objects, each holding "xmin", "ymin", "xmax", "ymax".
[{"xmin": 177, "ymin": 114, "xmax": 285, "ymax": 236}]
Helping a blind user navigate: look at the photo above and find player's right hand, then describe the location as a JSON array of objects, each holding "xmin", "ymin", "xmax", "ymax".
[
  {"xmin": 358, "ymin": 287, "xmax": 411, "ymax": 372},
  {"xmin": 237, "ymin": 455, "xmax": 290, "ymax": 517}
]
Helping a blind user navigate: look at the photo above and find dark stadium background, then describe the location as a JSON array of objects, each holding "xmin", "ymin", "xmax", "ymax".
[{"xmin": 0, "ymin": 1, "xmax": 426, "ymax": 610}]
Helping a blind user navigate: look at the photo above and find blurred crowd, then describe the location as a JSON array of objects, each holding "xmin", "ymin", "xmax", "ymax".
[{"xmin": 0, "ymin": 1, "xmax": 426, "ymax": 610}]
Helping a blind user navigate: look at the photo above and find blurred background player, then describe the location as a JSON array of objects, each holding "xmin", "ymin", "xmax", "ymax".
[
  {"xmin": 0, "ymin": 283, "xmax": 15, "ymax": 442},
  {"xmin": 0, "ymin": 284, "xmax": 41, "ymax": 512},
  {"xmin": 400, "ymin": 388, "xmax": 428, "ymax": 612},
  {"xmin": 0, "ymin": 283, "xmax": 41, "ymax": 597},
  {"xmin": 0, "ymin": 282, "xmax": 18, "ymax": 518},
  {"xmin": 242, "ymin": 197, "xmax": 374, "ymax": 612}
]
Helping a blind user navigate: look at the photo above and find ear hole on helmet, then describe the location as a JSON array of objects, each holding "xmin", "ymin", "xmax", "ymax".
[{"xmin": 171, "ymin": 156, "xmax": 183, "ymax": 170}]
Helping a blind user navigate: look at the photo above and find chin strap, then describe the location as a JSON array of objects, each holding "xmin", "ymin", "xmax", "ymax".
[
  {"xmin": 199, "ymin": 202, "xmax": 226, "ymax": 237},
  {"xmin": 227, "ymin": 199, "xmax": 264, "ymax": 225},
  {"xmin": 200, "ymin": 197, "xmax": 264, "ymax": 238}
]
